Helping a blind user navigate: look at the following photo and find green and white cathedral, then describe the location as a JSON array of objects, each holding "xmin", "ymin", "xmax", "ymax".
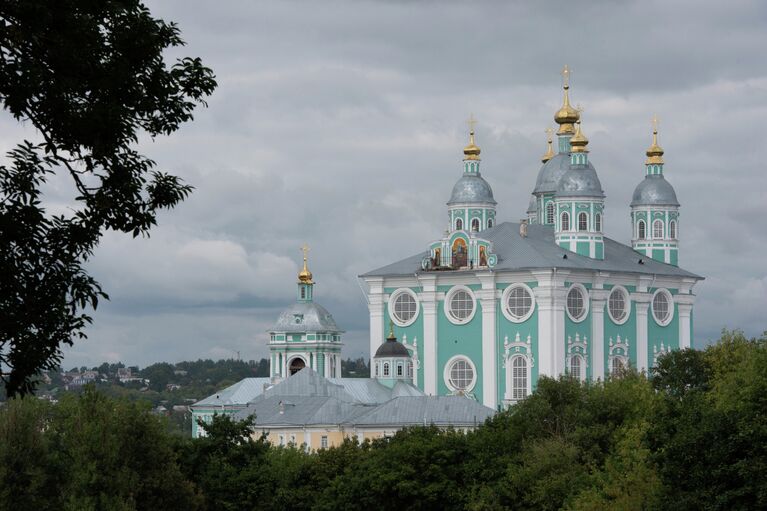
[{"xmin": 360, "ymin": 68, "xmax": 703, "ymax": 410}]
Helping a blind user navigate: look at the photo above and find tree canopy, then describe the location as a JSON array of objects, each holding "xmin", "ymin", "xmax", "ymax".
[{"xmin": 0, "ymin": 0, "xmax": 216, "ymax": 396}]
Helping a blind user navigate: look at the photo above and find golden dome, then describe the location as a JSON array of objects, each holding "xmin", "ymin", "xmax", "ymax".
[
  {"xmin": 541, "ymin": 127, "xmax": 555, "ymax": 163},
  {"xmin": 554, "ymin": 65, "xmax": 580, "ymax": 135},
  {"xmin": 570, "ymin": 120, "xmax": 589, "ymax": 153},
  {"xmin": 298, "ymin": 244, "xmax": 313, "ymax": 284},
  {"xmin": 463, "ymin": 117, "xmax": 481, "ymax": 161},
  {"xmin": 645, "ymin": 116, "xmax": 664, "ymax": 165}
]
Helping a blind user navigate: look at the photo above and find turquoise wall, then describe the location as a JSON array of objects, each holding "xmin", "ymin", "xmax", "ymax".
[
  {"xmin": 603, "ymin": 285, "xmax": 637, "ymax": 372},
  {"xmin": 384, "ymin": 287, "xmax": 424, "ymax": 388},
  {"xmin": 647, "ymin": 288, "xmax": 680, "ymax": 364},
  {"xmin": 496, "ymin": 282, "xmax": 538, "ymax": 397}
]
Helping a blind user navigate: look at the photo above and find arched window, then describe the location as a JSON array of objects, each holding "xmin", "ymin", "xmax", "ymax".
[
  {"xmin": 669, "ymin": 220, "xmax": 677, "ymax": 239},
  {"xmin": 653, "ymin": 220, "xmax": 664, "ymax": 239},
  {"xmin": 512, "ymin": 357, "xmax": 528, "ymax": 400},
  {"xmin": 546, "ymin": 202, "xmax": 554, "ymax": 224},
  {"xmin": 595, "ymin": 213, "xmax": 602, "ymax": 232},
  {"xmin": 455, "ymin": 218, "xmax": 463, "ymax": 230},
  {"xmin": 471, "ymin": 218, "xmax": 480, "ymax": 232},
  {"xmin": 578, "ymin": 212, "xmax": 588, "ymax": 231},
  {"xmin": 611, "ymin": 357, "xmax": 624, "ymax": 376},
  {"xmin": 487, "ymin": 219, "xmax": 493, "ymax": 228},
  {"xmin": 638, "ymin": 220, "xmax": 646, "ymax": 240},
  {"xmin": 561, "ymin": 211, "xmax": 570, "ymax": 231},
  {"xmin": 383, "ymin": 362, "xmax": 390, "ymax": 377},
  {"xmin": 569, "ymin": 355, "xmax": 582, "ymax": 381}
]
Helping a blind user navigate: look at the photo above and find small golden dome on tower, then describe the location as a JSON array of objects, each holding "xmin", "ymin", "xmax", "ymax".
[
  {"xmin": 463, "ymin": 114, "xmax": 481, "ymax": 160},
  {"xmin": 298, "ymin": 244, "xmax": 313, "ymax": 284},
  {"xmin": 541, "ymin": 127, "xmax": 555, "ymax": 163},
  {"xmin": 570, "ymin": 120, "xmax": 589, "ymax": 153},
  {"xmin": 554, "ymin": 65, "xmax": 580, "ymax": 135},
  {"xmin": 645, "ymin": 115, "xmax": 664, "ymax": 165}
]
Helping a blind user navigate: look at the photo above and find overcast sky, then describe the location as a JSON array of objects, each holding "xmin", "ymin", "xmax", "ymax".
[{"xmin": 3, "ymin": 0, "xmax": 766, "ymax": 368}]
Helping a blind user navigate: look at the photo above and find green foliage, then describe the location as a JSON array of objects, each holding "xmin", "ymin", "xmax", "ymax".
[{"xmin": 0, "ymin": 0, "xmax": 216, "ymax": 397}]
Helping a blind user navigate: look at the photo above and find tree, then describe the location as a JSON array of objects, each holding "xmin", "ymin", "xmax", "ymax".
[{"xmin": 0, "ymin": 0, "xmax": 216, "ymax": 396}]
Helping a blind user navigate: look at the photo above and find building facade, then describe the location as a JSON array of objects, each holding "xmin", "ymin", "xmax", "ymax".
[{"xmin": 360, "ymin": 68, "xmax": 703, "ymax": 410}]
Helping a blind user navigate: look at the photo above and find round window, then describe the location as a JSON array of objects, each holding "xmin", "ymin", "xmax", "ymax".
[
  {"xmin": 389, "ymin": 290, "xmax": 418, "ymax": 326},
  {"xmin": 445, "ymin": 357, "xmax": 476, "ymax": 392},
  {"xmin": 652, "ymin": 289, "xmax": 674, "ymax": 325},
  {"xmin": 566, "ymin": 285, "xmax": 588, "ymax": 322},
  {"xmin": 446, "ymin": 287, "xmax": 475, "ymax": 324},
  {"xmin": 608, "ymin": 286, "xmax": 630, "ymax": 324},
  {"xmin": 503, "ymin": 284, "xmax": 535, "ymax": 323}
]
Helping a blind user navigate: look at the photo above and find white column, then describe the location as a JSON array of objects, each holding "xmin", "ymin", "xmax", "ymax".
[
  {"xmin": 477, "ymin": 272, "xmax": 497, "ymax": 409},
  {"xmin": 420, "ymin": 275, "xmax": 438, "ymax": 395},
  {"xmin": 590, "ymin": 289, "xmax": 608, "ymax": 381},
  {"xmin": 676, "ymin": 295, "xmax": 695, "ymax": 349},
  {"xmin": 336, "ymin": 354, "xmax": 342, "ymax": 378},
  {"xmin": 634, "ymin": 293, "xmax": 651, "ymax": 373},
  {"xmin": 533, "ymin": 270, "xmax": 568, "ymax": 378},
  {"xmin": 367, "ymin": 278, "xmax": 385, "ymax": 363}
]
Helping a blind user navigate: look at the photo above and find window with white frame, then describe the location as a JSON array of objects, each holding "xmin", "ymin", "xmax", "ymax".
[
  {"xmin": 638, "ymin": 220, "xmax": 646, "ymax": 239},
  {"xmin": 561, "ymin": 211, "xmax": 570, "ymax": 231},
  {"xmin": 456, "ymin": 218, "xmax": 463, "ymax": 230},
  {"xmin": 569, "ymin": 355, "xmax": 583, "ymax": 381},
  {"xmin": 610, "ymin": 357, "xmax": 625, "ymax": 375},
  {"xmin": 608, "ymin": 286, "xmax": 630, "ymax": 324},
  {"xmin": 320, "ymin": 435, "xmax": 328, "ymax": 449},
  {"xmin": 566, "ymin": 284, "xmax": 588, "ymax": 322},
  {"xmin": 546, "ymin": 202, "xmax": 554, "ymax": 224},
  {"xmin": 397, "ymin": 363, "xmax": 403, "ymax": 376},
  {"xmin": 389, "ymin": 289, "xmax": 419, "ymax": 326},
  {"xmin": 279, "ymin": 434, "xmax": 285, "ymax": 446},
  {"xmin": 512, "ymin": 356, "xmax": 528, "ymax": 400},
  {"xmin": 595, "ymin": 213, "xmax": 602, "ymax": 232},
  {"xmin": 503, "ymin": 284, "xmax": 535, "ymax": 323},
  {"xmin": 375, "ymin": 363, "xmax": 379, "ymax": 377},
  {"xmin": 446, "ymin": 287, "xmax": 475, "ymax": 324},
  {"xmin": 653, "ymin": 219, "xmax": 664, "ymax": 239},
  {"xmin": 407, "ymin": 362, "xmax": 413, "ymax": 379},
  {"xmin": 471, "ymin": 218, "xmax": 480, "ymax": 232},
  {"xmin": 445, "ymin": 356, "xmax": 476, "ymax": 393},
  {"xmin": 383, "ymin": 362, "xmax": 390, "ymax": 376},
  {"xmin": 578, "ymin": 212, "xmax": 588, "ymax": 231},
  {"xmin": 652, "ymin": 289, "xmax": 674, "ymax": 326},
  {"xmin": 669, "ymin": 220, "xmax": 677, "ymax": 239},
  {"xmin": 488, "ymin": 219, "xmax": 494, "ymax": 228}
]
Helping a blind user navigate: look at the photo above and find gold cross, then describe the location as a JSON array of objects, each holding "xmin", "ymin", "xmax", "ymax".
[
  {"xmin": 651, "ymin": 114, "xmax": 660, "ymax": 133},
  {"xmin": 301, "ymin": 243, "xmax": 310, "ymax": 262},
  {"xmin": 545, "ymin": 127, "xmax": 554, "ymax": 142},
  {"xmin": 467, "ymin": 113, "xmax": 477, "ymax": 133},
  {"xmin": 561, "ymin": 64, "xmax": 571, "ymax": 88}
]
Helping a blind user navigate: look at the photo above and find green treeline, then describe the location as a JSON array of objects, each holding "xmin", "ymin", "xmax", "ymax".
[{"xmin": 1, "ymin": 330, "xmax": 765, "ymax": 510}]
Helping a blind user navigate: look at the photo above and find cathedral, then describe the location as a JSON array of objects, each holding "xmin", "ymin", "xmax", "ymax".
[{"xmin": 360, "ymin": 67, "xmax": 703, "ymax": 410}]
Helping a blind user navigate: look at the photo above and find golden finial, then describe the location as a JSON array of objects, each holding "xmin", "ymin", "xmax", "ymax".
[
  {"xmin": 541, "ymin": 127, "xmax": 555, "ymax": 163},
  {"xmin": 554, "ymin": 65, "xmax": 580, "ymax": 135},
  {"xmin": 298, "ymin": 243, "xmax": 313, "ymax": 284},
  {"xmin": 463, "ymin": 113, "xmax": 481, "ymax": 160},
  {"xmin": 570, "ymin": 106, "xmax": 589, "ymax": 153},
  {"xmin": 645, "ymin": 114, "xmax": 664, "ymax": 164},
  {"xmin": 387, "ymin": 320, "xmax": 396, "ymax": 341}
]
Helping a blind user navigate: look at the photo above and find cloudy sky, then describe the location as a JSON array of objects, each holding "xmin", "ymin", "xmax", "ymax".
[{"xmin": 4, "ymin": 0, "xmax": 766, "ymax": 368}]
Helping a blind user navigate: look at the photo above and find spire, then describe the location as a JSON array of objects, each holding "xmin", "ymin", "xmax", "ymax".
[
  {"xmin": 541, "ymin": 127, "xmax": 555, "ymax": 163},
  {"xmin": 298, "ymin": 243, "xmax": 313, "ymax": 284},
  {"xmin": 645, "ymin": 114, "xmax": 664, "ymax": 165},
  {"xmin": 554, "ymin": 65, "xmax": 580, "ymax": 135},
  {"xmin": 463, "ymin": 114, "xmax": 481, "ymax": 161}
]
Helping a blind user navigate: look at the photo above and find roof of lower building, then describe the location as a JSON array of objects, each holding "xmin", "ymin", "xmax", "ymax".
[
  {"xmin": 361, "ymin": 221, "xmax": 702, "ymax": 279},
  {"xmin": 351, "ymin": 396, "xmax": 495, "ymax": 427},
  {"xmin": 191, "ymin": 377, "xmax": 271, "ymax": 409}
]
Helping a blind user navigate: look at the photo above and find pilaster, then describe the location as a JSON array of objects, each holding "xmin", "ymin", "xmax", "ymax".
[
  {"xmin": 676, "ymin": 294, "xmax": 695, "ymax": 349},
  {"xmin": 367, "ymin": 278, "xmax": 385, "ymax": 363},
  {"xmin": 477, "ymin": 272, "xmax": 497, "ymax": 409},
  {"xmin": 589, "ymin": 289, "xmax": 608, "ymax": 381},
  {"xmin": 533, "ymin": 270, "xmax": 568, "ymax": 378},
  {"xmin": 633, "ymin": 292, "xmax": 652, "ymax": 372},
  {"xmin": 419, "ymin": 275, "xmax": 438, "ymax": 395}
]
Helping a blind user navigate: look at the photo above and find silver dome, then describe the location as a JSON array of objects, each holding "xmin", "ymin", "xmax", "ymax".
[
  {"xmin": 631, "ymin": 175, "xmax": 679, "ymax": 207},
  {"xmin": 447, "ymin": 174, "xmax": 497, "ymax": 205},
  {"xmin": 270, "ymin": 302, "xmax": 343, "ymax": 333},
  {"xmin": 526, "ymin": 195, "xmax": 537, "ymax": 214},
  {"xmin": 533, "ymin": 153, "xmax": 570, "ymax": 194},
  {"xmin": 556, "ymin": 163, "xmax": 604, "ymax": 198}
]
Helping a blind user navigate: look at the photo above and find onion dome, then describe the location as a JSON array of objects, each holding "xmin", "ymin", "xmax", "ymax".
[
  {"xmin": 554, "ymin": 65, "xmax": 580, "ymax": 135},
  {"xmin": 271, "ymin": 302, "xmax": 342, "ymax": 332},
  {"xmin": 556, "ymin": 162, "xmax": 604, "ymax": 198},
  {"xmin": 463, "ymin": 128, "xmax": 481, "ymax": 161},
  {"xmin": 298, "ymin": 245, "xmax": 313, "ymax": 283},
  {"xmin": 533, "ymin": 153, "xmax": 570, "ymax": 194},
  {"xmin": 448, "ymin": 175, "xmax": 496, "ymax": 204},
  {"xmin": 541, "ymin": 128, "xmax": 555, "ymax": 163},
  {"xmin": 645, "ymin": 120, "xmax": 664, "ymax": 165},
  {"xmin": 569, "ymin": 120, "xmax": 589, "ymax": 153},
  {"xmin": 631, "ymin": 176, "xmax": 679, "ymax": 206},
  {"xmin": 374, "ymin": 322, "xmax": 411, "ymax": 358}
]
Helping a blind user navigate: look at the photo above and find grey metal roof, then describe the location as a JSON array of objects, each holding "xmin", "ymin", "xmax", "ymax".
[
  {"xmin": 191, "ymin": 377, "xmax": 271, "ymax": 408},
  {"xmin": 447, "ymin": 174, "xmax": 497, "ymax": 205},
  {"xmin": 270, "ymin": 301, "xmax": 343, "ymax": 333},
  {"xmin": 374, "ymin": 338, "xmax": 410, "ymax": 358},
  {"xmin": 631, "ymin": 175, "xmax": 680, "ymax": 207},
  {"xmin": 351, "ymin": 396, "xmax": 495, "ymax": 427},
  {"xmin": 361, "ymin": 222, "xmax": 702, "ymax": 280},
  {"xmin": 235, "ymin": 395, "xmax": 369, "ymax": 427},
  {"xmin": 555, "ymin": 163, "xmax": 604, "ymax": 198},
  {"xmin": 533, "ymin": 152, "xmax": 570, "ymax": 194},
  {"xmin": 526, "ymin": 195, "xmax": 537, "ymax": 214}
]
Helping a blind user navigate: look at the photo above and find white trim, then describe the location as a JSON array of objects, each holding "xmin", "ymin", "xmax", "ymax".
[
  {"xmin": 500, "ymin": 283, "xmax": 536, "ymax": 323},
  {"xmin": 443, "ymin": 355, "xmax": 477, "ymax": 394},
  {"xmin": 651, "ymin": 288, "xmax": 674, "ymax": 326},
  {"xmin": 565, "ymin": 283, "xmax": 590, "ymax": 323},
  {"xmin": 387, "ymin": 288, "xmax": 420, "ymax": 327},
  {"xmin": 444, "ymin": 285, "xmax": 477, "ymax": 325},
  {"xmin": 607, "ymin": 285, "xmax": 631, "ymax": 325}
]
